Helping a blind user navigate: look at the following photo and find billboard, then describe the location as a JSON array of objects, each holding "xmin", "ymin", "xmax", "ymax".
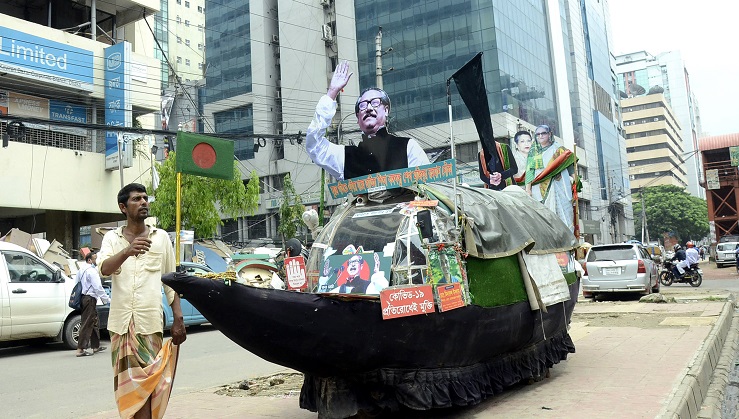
[
  {"xmin": 0, "ymin": 26, "xmax": 94, "ymax": 91},
  {"xmin": 104, "ymin": 42, "xmax": 133, "ymax": 170},
  {"xmin": 49, "ymin": 100, "xmax": 87, "ymax": 136}
]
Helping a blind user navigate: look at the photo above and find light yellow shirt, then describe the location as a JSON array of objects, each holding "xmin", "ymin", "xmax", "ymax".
[{"xmin": 97, "ymin": 223, "xmax": 176, "ymax": 336}]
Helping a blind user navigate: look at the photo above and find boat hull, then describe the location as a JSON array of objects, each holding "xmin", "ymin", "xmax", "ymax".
[{"xmin": 162, "ymin": 272, "xmax": 577, "ymax": 417}]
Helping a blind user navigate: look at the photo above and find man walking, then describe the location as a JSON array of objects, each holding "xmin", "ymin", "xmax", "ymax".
[
  {"xmin": 75, "ymin": 251, "xmax": 109, "ymax": 357},
  {"xmin": 98, "ymin": 183, "xmax": 186, "ymax": 419}
]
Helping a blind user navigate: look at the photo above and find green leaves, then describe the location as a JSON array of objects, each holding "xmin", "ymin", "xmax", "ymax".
[
  {"xmin": 277, "ymin": 173, "xmax": 305, "ymax": 246},
  {"xmin": 149, "ymin": 152, "xmax": 259, "ymax": 239},
  {"xmin": 634, "ymin": 185, "xmax": 708, "ymax": 242}
]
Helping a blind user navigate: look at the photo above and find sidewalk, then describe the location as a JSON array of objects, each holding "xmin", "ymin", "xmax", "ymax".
[{"xmin": 86, "ymin": 299, "xmax": 736, "ymax": 419}]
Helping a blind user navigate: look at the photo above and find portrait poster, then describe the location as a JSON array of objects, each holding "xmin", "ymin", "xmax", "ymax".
[
  {"xmin": 317, "ymin": 252, "xmax": 392, "ymax": 295},
  {"xmin": 427, "ymin": 247, "xmax": 466, "ymax": 285}
]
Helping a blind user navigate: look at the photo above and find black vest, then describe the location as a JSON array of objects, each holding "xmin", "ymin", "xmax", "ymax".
[{"xmin": 343, "ymin": 128, "xmax": 410, "ymax": 179}]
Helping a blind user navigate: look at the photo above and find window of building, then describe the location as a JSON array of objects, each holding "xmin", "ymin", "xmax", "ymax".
[
  {"xmin": 198, "ymin": 5, "xmax": 203, "ymax": 12},
  {"xmin": 176, "ymin": 0, "xmax": 181, "ymax": 4},
  {"xmin": 198, "ymin": 24, "xmax": 203, "ymax": 31},
  {"xmin": 198, "ymin": 62, "xmax": 203, "ymax": 69},
  {"xmin": 197, "ymin": 43, "xmax": 203, "ymax": 50},
  {"xmin": 176, "ymin": 16, "xmax": 181, "ymax": 23},
  {"xmin": 176, "ymin": 56, "xmax": 182, "ymax": 63},
  {"xmin": 177, "ymin": 36, "xmax": 182, "ymax": 44},
  {"xmin": 185, "ymin": 39, "xmax": 190, "ymax": 46},
  {"xmin": 185, "ymin": 59, "xmax": 191, "ymax": 66},
  {"xmin": 185, "ymin": 20, "xmax": 190, "ymax": 27},
  {"xmin": 185, "ymin": 1, "xmax": 190, "ymax": 7}
]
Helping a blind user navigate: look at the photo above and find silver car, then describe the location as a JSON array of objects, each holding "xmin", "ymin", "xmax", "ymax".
[
  {"xmin": 582, "ymin": 243, "xmax": 660, "ymax": 298},
  {"xmin": 715, "ymin": 242, "xmax": 739, "ymax": 268}
]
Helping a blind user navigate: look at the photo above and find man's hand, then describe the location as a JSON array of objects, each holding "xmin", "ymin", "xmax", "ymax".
[
  {"xmin": 490, "ymin": 172, "xmax": 502, "ymax": 186},
  {"xmin": 126, "ymin": 237, "xmax": 152, "ymax": 257},
  {"xmin": 327, "ymin": 60, "xmax": 353, "ymax": 100},
  {"xmin": 170, "ymin": 316, "xmax": 187, "ymax": 345}
]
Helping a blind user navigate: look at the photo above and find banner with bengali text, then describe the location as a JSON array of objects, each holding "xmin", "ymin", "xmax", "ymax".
[{"xmin": 328, "ymin": 159, "xmax": 456, "ymax": 199}]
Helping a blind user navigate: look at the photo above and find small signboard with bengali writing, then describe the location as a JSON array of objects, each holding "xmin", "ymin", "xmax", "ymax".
[
  {"xmin": 436, "ymin": 282, "xmax": 465, "ymax": 312},
  {"xmin": 380, "ymin": 284, "xmax": 435, "ymax": 320},
  {"xmin": 285, "ymin": 256, "xmax": 307, "ymax": 290},
  {"xmin": 328, "ymin": 159, "xmax": 456, "ymax": 199}
]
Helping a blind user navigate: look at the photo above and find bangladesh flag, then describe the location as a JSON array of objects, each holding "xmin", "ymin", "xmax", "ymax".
[{"xmin": 175, "ymin": 132, "xmax": 234, "ymax": 180}]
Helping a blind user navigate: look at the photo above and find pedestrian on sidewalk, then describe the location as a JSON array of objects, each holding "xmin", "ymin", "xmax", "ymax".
[
  {"xmin": 75, "ymin": 251, "xmax": 109, "ymax": 357},
  {"xmin": 98, "ymin": 183, "xmax": 186, "ymax": 419}
]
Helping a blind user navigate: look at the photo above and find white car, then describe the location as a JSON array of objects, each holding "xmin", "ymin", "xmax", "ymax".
[
  {"xmin": 0, "ymin": 241, "xmax": 81, "ymax": 349},
  {"xmin": 715, "ymin": 242, "xmax": 739, "ymax": 268},
  {"xmin": 582, "ymin": 243, "xmax": 660, "ymax": 298}
]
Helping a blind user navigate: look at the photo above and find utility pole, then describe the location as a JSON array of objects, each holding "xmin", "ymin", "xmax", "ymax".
[
  {"xmin": 640, "ymin": 189, "xmax": 650, "ymax": 244},
  {"xmin": 375, "ymin": 27, "xmax": 383, "ymax": 89}
]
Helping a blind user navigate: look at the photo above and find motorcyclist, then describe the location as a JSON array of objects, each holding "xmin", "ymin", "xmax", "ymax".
[
  {"xmin": 671, "ymin": 244, "xmax": 687, "ymax": 279},
  {"xmin": 676, "ymin": 242, "xmax": 700, "ymax": 278}
]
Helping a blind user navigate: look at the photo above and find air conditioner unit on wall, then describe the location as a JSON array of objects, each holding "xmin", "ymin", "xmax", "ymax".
[{"xmin": 321, "ymin": 24, "xmax": 333, "ymax": 41}]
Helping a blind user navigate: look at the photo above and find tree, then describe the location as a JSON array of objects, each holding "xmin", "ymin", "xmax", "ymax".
[
  {"xmin": 277, "ymin": 173, "xmax": 305, "ymax": 246},
  {"xmin": 149, "ymin": 152, "xmax": 260, "ymax": 238},
  {"xmin": 633, "ymin": 185, "xmax": 709, "ymax": 243}
]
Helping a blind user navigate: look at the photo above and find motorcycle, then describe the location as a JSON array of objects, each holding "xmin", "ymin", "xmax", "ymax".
[{"xmin": 660, "ymin": 259, "xmax": 702, "ymax": 287}]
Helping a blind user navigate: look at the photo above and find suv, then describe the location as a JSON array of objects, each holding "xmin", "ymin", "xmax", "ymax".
[
  {"xmin": 715, "ymin": 242, "xmax": 739, "ymax": 268},
  {"xmin": 582, "ymin": 243, "xmax": 660, "ymax": 298},
  {"xmin": 0, "ymin": 241, "xmax": 81, "ymax": 349}
]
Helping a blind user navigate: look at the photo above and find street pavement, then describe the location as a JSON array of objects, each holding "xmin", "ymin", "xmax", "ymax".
[{"xmin": 85, "ymin": 260, "xmax": 739, "ymax": 419}]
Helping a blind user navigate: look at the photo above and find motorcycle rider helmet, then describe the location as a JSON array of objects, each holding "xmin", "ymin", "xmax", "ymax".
[
  {"xmin": 686, "ymin": 241, "xmax": 694, "ymax": 248},
  {"xmin": 673, "ymin": 244, "xmax": 681, "ymax": 251}
]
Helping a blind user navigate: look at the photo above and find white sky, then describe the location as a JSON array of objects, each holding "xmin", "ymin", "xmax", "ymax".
[{"xmin": 608, "ymin": 0, "xmax": 739, "ymax": 137}]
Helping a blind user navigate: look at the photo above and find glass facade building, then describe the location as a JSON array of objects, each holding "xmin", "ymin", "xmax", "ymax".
[
  {"xmin": 205, "ymin": 0, "xmax": 252, "ymax": 104},
  {"xmin": 214, "ymin": 105, "xmax": 255, "ymax": 160},
  {"xmin": 354, "ymin": 0, "xmax": 560, "ymax": 139}
]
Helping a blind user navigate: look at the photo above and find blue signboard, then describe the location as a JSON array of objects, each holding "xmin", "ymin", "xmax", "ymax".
[
  {"xmin": 0, "ymin": 26, "xmax": 93, "ymax": 91},
  {"xmin": 104, "ymin": 42, "xmax": 132, "ymax": 170},
  {"xmin": 49, "ymin": 100, "xmax": 86, "ymax": 124}
]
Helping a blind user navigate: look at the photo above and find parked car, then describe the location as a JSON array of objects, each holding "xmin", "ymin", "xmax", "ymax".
[
  {"xmin": 0, "ymin": 241, "xmax": 80, "ymax": 349},
  {"xmin": 715, "ymin": 242, "xmax": 739, "ymax": 268},
  {"xmin": 96, "ymin": 261, "xmax": 213, "ymax": 332},
  {"xmin": 581, "ymin": 243, "xmax": 660, "ymax": 298}
]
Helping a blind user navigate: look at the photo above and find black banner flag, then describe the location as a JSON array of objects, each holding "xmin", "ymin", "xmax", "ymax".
[{"xmin": 450, "ymin": 52, "xmax": 496, "ymax": 169}]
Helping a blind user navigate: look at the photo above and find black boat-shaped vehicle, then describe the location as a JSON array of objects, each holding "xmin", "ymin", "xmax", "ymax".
[{"xmin": 162, "ymin": 179, "xmax": 580, "ymax": 418}]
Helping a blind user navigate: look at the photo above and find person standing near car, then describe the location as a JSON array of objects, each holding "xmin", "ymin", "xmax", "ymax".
[
  {"xmin": 75, "ymin": 251, "xmax": 110, "ymax": 357},
  {"xmin": 97, "ymin": 183, "xmax": 186, "ymax": 419}
]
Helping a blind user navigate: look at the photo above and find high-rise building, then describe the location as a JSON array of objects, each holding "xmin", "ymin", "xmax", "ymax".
[
  {"xmin": 201, "ymin": 0, "xmax": 633, "ymax": 245},
  {"xmin": 615, "ymin": 50, "xmax": 704, "ymax": 198},
  {"xmin": 622, "ymin": 94, "xmax": 688, "ymax": 194},
  {"xmin": 0, "ymin": 1, "xmax": 162, "ymax": 251}
]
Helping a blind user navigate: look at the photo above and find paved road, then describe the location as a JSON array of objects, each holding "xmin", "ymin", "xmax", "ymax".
[{"xmin": 0, "ymin": 326, "xmax": 286, "ymax": 419}]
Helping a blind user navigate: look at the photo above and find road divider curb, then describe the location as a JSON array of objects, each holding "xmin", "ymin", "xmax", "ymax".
[{"xmin": 660, "ymin": 300, "xmax": 735, "ymax": 419}]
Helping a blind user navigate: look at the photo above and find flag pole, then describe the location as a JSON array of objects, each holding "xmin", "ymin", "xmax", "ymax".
[
  {"xmin": 446, "ymin": 78, "xmax": 459, "ymax": 232},
  {"xmin": 572, "ymin": 145, "xmax": 580, "ymax": 242},
  {"xmin": 176, "ymin": 171, "xmax": 182, "ymax": 267}
]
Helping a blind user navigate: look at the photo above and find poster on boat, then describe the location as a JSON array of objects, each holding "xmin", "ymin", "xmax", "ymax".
[
  {"xmin": 285, "ymin": 256, "xmax": 307, "ymax": 290},
  {"xmin": 317, "ymin": 252, "xmax": 392, "ymax": 295},
  {"xmin": 436, "ymin": 282, "xmax": 465, "ymax": 312},
  {"xmin": 380, "ymin": 284, "xmax": 435, "ymax": 320}
]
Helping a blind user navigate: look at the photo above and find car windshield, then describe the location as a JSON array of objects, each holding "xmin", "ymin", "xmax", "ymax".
[
  {"xmin": 717, "ymin": 243, "xmax": 738, "ymax": 251},
  {"xmin": 587, "ymin": 247, "xmax": 636, "ymax": 261}
]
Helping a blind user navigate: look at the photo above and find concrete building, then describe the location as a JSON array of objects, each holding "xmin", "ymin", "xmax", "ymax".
[
  {"xmin": 0, "ymin": 1, "xmax": 163, "ymax": 254},
  {"xmin": 196, "ymin": 0, "xmax": 632, "ymax": 246},
  {"xmin": 615, "ymin": 50, "xmax": 704, "ymax": 198},
  {"xmin": 622, "ymin": 94, "xmax": 688, "ymax": 195}
]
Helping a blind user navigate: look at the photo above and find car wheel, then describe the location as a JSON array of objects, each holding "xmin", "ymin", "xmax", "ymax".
[{"xmin": 63, "ymin": 314, "xmax": 81, "ymax": 350}]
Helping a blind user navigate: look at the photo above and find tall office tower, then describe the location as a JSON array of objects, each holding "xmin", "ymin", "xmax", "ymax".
[
  {"xmin": 616, "ymin": 50, "xmax": 704, "ymax": 198},
  {"xmin": 621, "ymin": 94, "xmax": 688, "ymax": 195}
]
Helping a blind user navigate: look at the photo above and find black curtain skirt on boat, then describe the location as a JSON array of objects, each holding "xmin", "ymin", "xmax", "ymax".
[{"xmin": 299, "ymin": 328, "xmax": 575, "ymax": 418}]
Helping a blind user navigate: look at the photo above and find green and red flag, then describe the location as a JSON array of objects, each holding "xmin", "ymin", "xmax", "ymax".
[{"xmin": 175, "ymin": 132, "xmax": 234, "ymax": 180}]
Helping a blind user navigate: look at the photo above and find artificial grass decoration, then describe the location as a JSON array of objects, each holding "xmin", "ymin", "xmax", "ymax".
[{"xmin": 465, "ymin": 255, "xmax": 528, "ymax": 307}]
